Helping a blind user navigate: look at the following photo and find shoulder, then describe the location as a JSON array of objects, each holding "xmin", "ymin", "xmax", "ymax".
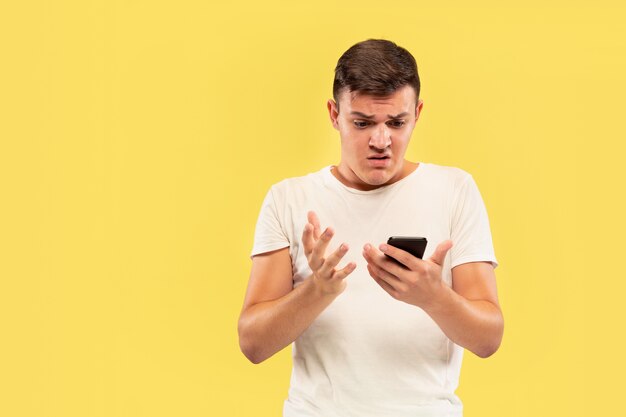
[
  {"xmin": 265, "ymin": 166, "xmax": 329, "ymax": 199},
  {"xmin": 419, "ymin": 162, "xmax": 473, "ymax": 187}
]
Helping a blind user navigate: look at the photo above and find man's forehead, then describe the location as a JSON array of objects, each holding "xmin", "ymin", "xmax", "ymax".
[
  {"xmin": 338, "ymin": 87, "xmax": 417, "ymax": 112},
  {"xmin": 349, "ymin": 110, "xmax": 411, "ymax": 120}
]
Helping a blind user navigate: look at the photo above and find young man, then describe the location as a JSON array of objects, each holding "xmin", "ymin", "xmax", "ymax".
[{"xmin": 238, "ymin": 39, "xmax": 503, "ymax": 417}]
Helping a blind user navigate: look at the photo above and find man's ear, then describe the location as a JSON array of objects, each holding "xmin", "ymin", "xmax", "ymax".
[
  {"xmin": 327, "ymin": 99, "xmax": 340, "ymax": 130},
  {"xmin": 415, "ymin": 99, "xmax": 424, "ymax": 122}
]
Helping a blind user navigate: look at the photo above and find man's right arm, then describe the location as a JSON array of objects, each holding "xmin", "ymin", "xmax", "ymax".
[{"xmin": 238, "ymin": 212, "xmax": 355, "ymax": 364}]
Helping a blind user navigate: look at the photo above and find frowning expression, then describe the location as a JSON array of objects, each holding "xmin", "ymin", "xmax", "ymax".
[{"xmin": 327, "ymin": 85, "xmax": 423, "ymax": 191}]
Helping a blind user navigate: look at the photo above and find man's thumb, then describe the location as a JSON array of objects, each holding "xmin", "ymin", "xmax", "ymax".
[{"xmin": 429, "ymin": 240, "xmax": 453, "ymax": 266}]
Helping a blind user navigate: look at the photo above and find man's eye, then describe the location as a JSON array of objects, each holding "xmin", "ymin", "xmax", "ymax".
[
  {"xmin": 387, "ymin": 120, "xmax": 405, "ymax": 128},
  {"xmin": 353, "ymin": 120, "xmax": 369, "ymax": 128}
]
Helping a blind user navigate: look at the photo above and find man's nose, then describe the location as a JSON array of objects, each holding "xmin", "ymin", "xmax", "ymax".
[{"xmin": 369, "ymin": 124, "xmax": 391, "ymax": 149}]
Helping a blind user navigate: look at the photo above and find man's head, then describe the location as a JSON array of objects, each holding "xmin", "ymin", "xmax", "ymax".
[
  {"xmin": 328, "ymin": 39, "xmax": 423, "ymax": 191},
  {"xmin": 333, "ymin": 39, "xmax": 420, "ymax": 110}
]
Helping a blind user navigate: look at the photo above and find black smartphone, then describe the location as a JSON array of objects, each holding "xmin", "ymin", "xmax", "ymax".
[{"xmin": 386, "ymin": 237, "xmax": 428, "ymax": 260}]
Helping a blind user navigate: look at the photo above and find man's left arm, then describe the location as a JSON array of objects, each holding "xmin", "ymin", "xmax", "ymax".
[
  {"xmin": 429, "ymin": 259, "xmax": 503, "ymax": 358},
  {"xmin": 363, "ymin": 241, "xmax": 504, "ymax": 358}
]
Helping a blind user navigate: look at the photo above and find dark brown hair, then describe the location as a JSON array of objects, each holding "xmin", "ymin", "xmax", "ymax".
[{"xmin": 333, "ymin": 39, "xmax": 420, "ymax": 107}]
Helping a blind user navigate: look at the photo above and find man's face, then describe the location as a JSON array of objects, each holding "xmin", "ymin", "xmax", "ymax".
[{"xmin": 327, "ymin": 85, "xmax": 423, "ymax": 190}]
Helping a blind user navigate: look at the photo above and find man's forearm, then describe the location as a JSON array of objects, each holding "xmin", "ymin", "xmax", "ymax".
[
  {"xmin": 423, "ymin": 286, "xmax": 504, "ymax": 358},
  {"xmin": 238, "ymin": 276, "xmax": 339, "ymax": 364}
]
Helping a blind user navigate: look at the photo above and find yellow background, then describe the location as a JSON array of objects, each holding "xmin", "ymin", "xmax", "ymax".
[{"xmin": 2, "ymin": 1, "xmax": 625, "ymax": 416}]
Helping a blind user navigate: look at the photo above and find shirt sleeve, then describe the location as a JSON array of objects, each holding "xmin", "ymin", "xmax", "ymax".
[
  {"xmin": 250, "ymin": 186, "xmax": 291, "ymax": 258},
  {"xmin": 449, "ymin": 174, "xmax": 498, "ymax": 269}
]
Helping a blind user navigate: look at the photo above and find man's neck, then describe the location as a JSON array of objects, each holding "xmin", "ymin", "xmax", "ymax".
[{"xmin": 331, "ymin": 160, "xmax": 419, "ymax": 191}]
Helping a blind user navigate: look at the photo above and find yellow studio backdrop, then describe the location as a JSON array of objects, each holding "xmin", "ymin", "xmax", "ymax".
[{"xmin": 1, "ymin": 1, "xmax": 625, "ymax": 416}]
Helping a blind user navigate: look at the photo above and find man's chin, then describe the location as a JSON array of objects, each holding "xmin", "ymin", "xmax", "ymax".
[{"xmin": 364, "ymin": 170, "xmax": 394, "ymax": 186}]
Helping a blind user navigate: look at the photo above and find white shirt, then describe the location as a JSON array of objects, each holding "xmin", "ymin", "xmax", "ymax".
[{"xmin": 251, "ymin": 163, "xmax": 498, "ymax": 417}]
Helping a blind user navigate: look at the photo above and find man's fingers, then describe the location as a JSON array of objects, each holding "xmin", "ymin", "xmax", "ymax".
[
  {"xmin": 332, "ymin": 261, "xmax": 356, "ymax": 281},
  {"xmin": 368, "ymin": 265, "xmax": 399, "ymax": 298},
  {"xmin": 428, "ymin": 240, "xmax": 453, "ymax": 266},
  {"xmin": 311, "ymin": 227, "xmax": 334, "ymax": 268},
  {"xmin": 367, "ymin": 261, "xmax": 404, "ymax": 292},
  {"xmin": 302, "ymin": 223, "xmax": 315, "ymax": 255},
  {"xmin": 363, "ymin": 243, "xmax": 407, "ymax": 278},
  {"xmin": 379, "ymin": 244, "xmax": 419, "ymax": 270},
  {"xmin": 318, "ymin": 242, "xmax": 349, "ymax": 277},
  {"xmin": 307, "ymin": 211, "xmax": 322, "ymax": 239}
]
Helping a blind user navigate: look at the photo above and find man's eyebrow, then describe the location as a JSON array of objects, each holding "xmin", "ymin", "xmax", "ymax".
[
  {"xmin": 350, "ymin": 111, "xmax": 375, "ymax": 119},
  {"xmin": 349, "ymin": 111, "xmax": 410, "ymax": 119}
]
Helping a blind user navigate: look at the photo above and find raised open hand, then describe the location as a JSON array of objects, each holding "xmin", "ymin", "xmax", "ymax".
[{"xmin": 302, "ymin": 211, "xmax": 356, "ymax": 295}]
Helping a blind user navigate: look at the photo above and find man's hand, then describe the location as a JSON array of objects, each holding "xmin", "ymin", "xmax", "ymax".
[
  {"xmin": 302, "ymin": 211, "xmax": 356, "ymax": 295},
  {"xmin": 363, "ymin": 239, "xmax": 504, "ymax": 357},
  {"xmin": 362, "ymin": 240, "xmax": 453, "ymax": 310}
]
